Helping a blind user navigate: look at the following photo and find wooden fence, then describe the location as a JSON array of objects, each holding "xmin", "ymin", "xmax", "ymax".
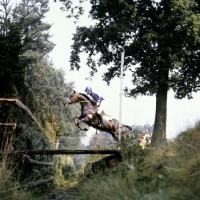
[{"xmin": 0, "ymin": 98, "xmax": 123, "ymax": 187}]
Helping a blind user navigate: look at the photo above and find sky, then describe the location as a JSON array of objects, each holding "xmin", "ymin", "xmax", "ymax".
[{"xmin": 12, "ymin": 0, "xmax": 200, "ymax": 144}]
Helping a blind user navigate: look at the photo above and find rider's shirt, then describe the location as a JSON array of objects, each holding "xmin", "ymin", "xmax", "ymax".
[{"xmin": 89, "ymin": 92, "xmax": 104, "ymax": 101}]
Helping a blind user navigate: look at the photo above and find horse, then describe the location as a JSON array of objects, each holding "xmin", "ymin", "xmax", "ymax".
[{"xmin": 63, "ymin": 91, "xmax": 132, "ymax": 140}]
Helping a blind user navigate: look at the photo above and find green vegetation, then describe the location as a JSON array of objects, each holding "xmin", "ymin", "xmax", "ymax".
[
  {"xmin": 0, "ymin": 0, "xmax": 82, "ymax": 198},
  {"xmin": 0, "ymin": 149, "xmax": 43, "ymax": 200},
  {"xmin": 0, "ymin": 0, "xmax": 200, "ymax": 199},
  {"xmin": 70, "ymin": 122, "xmax": 200, "ymax": 200},
  {"xmin": 1, "ymin": 122, "xmax": 200, "ymax": 199}
]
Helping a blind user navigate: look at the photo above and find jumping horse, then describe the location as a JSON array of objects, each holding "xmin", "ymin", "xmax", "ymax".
[{"xmin": 63, "ymin": 91, "xmax": 132, "ymax": 140}]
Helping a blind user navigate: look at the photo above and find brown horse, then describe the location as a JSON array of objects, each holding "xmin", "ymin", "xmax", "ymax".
[{"xmin": 63, "ymin": 91, "xmax": 132, "ymax": 140}]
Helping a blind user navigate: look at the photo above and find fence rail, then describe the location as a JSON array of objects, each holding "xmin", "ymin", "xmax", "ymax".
[{"xmin": 0, "ymin": 149, "xmax": 122, "ymax": 155}]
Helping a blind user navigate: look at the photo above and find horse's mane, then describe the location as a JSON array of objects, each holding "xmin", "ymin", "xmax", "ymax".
[
  {"xmin": 79, "ymin": 93, "xmax": 91, "ymax": 100},
  {"xmin": 79, "ymin": 93, "xmax": 96, "ymax": 106}
]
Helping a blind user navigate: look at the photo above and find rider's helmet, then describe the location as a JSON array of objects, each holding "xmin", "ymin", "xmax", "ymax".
[{"xmin": 85, "ymin": 87, "xmax": 92, "ymax": 92}]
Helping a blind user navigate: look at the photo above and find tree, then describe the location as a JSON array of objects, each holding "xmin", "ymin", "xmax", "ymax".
[
  {"xmin": 13, "ymin": 0, "xmax": 82, "ymax": 147},
  {"xmin": 0, "ymin": 0, "xmax": 81, "ymax": 148},
  {"xmin": 57, "ymin": 0, "xmax": 200, "ymax": 146},
  {"xmin": 0, "ymin": 0, "xmax": 81, "ymax": 185},
  {"xmin": 0, "ymin": 0, "xmax": 26, "ymax": 98}
]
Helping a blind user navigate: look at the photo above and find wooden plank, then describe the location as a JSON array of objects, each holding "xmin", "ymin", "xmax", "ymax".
[
  {"xmin": 0, "ymin": 123, "xmax": 16, "ymax": 127},
  {"xmin": 0, "ymin": 149, "xmax": 121, "ymax": 155},
  {"xmin": 25, "ymin": 176, "xmax": 54, "ymax": 187},
  {"xmin": 15, "ymin": 154, "xmax": 54, "ymax": 166},
  {"xmin": 0, "ymin": 98, "xmax": 17, "ymax": 102},
  {"xmin": 29, "ymin": 159, "xmax": 54, "ymax": 166},
  {"xmin": 0, "ymin": 123, "xmax": 16, "ymax": 130}
]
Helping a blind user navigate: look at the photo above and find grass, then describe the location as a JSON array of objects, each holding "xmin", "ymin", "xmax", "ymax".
[
  {"xmin": 1, "ymin": 122, "xmax": 200, "ymax": 199},
  {"xmin": 0, "ymin": 155, "xmax": 44, "ymax": 200},
  {"xmin": 70, "ymin": 122, "xmax": 200, "ymax": 200}
]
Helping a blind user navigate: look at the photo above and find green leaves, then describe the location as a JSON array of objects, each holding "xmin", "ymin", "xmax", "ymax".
[{"xmin": 64, "ymin": 0, "xmax": 200, "ymax": 99}]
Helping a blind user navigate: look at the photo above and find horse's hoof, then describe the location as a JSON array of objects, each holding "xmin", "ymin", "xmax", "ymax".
[{"xmin": 83, "ymin": 128, "xmax": 88, "ymax": 131}]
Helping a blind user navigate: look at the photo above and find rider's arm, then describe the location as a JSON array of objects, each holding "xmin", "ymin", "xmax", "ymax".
[{"xmin": 90, "ymin": 92, "xmax": 100, "ymax": 101}]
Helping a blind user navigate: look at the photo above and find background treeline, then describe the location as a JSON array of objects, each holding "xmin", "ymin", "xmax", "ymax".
[
  {"xmin": 0, "ymin": 0, "xmax": 82, "ymax": 198},
  {"xmin": 0, "ymin": 0, "xmax": 82, "ymax": 150}
]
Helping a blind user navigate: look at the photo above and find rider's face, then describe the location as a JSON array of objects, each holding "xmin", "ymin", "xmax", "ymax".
[{"xmin": 86, "ymin": 90, "xmax": 91, "ymax": 95}]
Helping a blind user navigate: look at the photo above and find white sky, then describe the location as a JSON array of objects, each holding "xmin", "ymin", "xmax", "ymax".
[{"xmin": 12, "ymin": 0, "xmax": 200, "ymax": 144}]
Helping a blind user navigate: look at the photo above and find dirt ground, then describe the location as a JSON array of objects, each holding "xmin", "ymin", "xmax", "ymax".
[{"xmin": 46, "ymin": 188, "xmax": 78, "ymax": 200}]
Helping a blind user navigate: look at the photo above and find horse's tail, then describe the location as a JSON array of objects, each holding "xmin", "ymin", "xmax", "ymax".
[{"xmin": 122, "ymin": 125, "xmax": 132, "ymax": 131}]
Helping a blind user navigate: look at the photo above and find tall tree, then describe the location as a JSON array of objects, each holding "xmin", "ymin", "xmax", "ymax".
[
  {"xmin": 58, "ymin": 0, "xmax": 200, "ymax": 146},
  {"xmin": 0, "ymin": 0, "xmax": 25, "ymax": 98},
  {"xmin": 0, "ymin": 0, "xmax": 81, "ymax": 147},
  {"xmin": 13, "ymin": 0, "xmax": 82, "ymax": 147}
]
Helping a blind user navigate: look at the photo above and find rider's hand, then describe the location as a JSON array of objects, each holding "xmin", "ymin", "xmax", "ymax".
[{"xmin": 91, "ymin": 99, "xmax": 96, "ymax": 103}]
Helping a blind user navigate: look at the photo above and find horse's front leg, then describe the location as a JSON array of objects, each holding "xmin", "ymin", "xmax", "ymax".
[
  {"xmin": 74, "ymin": 116, "xmax": 89, "ymax": 131},
  {"xmin": 73, "ymin": 115, "xmax": 80, "ymax": 126},
  {"xmin": 76, "ymin": 116, "xmax": 90, "ymax": 126},
  {"xmin": 73, "ymin": 116, "xmax": 86, "ymax": 130}
]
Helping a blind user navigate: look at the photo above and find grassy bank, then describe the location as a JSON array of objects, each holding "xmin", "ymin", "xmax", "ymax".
[
  {"xmin": 1, "ymin": 122, "xmax": 200, "ymax": 199},
  {"xmin": 72, "ymin": 122, "xmax": 200, "ymax": 200}
]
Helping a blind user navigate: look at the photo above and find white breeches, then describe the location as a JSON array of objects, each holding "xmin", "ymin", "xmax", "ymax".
[
  {"xmin": 97, "ymin": 100, "xmax": 112, "ymax": 120},
  {"xmin": 97, "ymin": 100, "xmax": 106, "ymax": 114}
]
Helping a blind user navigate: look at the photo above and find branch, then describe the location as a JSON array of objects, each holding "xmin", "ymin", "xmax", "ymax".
[
  {"xmin": 0, "ymin": 98, "xmax": 44, "ymax": 131},
  {"xmin": 25, "ymin": 176, "xmax": 54, "ymax": 187},
  {"xmin": 29, "ymin": 159, "xmax": 54, "ymax": 166}
]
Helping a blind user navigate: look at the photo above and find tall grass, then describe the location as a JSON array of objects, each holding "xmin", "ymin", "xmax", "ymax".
[
  {"xmin": 0, "ymin": 154, "xmax": 44, "ymax": 200},
  {"xmin": 0, "ymin": 131, "xmax": 45, "ymax": 200},
  {"xmin": 72, "ymin": 122, "xmax": 200, "ymax": 200},
  {"xmin": 1, "ymin": 122, "xmax": 200, "ymax": 199}
]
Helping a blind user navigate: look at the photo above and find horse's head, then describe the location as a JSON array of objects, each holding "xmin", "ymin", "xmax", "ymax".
[{"xmin": 63, "ymin": 90, "xmax": 79, "ymax": 107}]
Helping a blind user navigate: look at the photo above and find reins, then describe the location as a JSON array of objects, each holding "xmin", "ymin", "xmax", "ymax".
[
  {"xmin": 78, "ymin": 100, "xmax": 90, "ymax": 103},
  {"xmin": 66, "ymin": 98, "xmax": 92, "ymax": 104}
]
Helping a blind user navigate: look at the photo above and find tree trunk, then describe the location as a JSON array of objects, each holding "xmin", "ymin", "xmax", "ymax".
[
  {"xmin": 0, "ymin": 98, "xmax": 43, "ymax": 131},
  {"xmin": 152, "ymin": 85, "xmax": 168, "ymax": 147}
]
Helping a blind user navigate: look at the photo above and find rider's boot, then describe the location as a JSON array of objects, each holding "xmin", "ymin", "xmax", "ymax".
[{"xmin": 96, "ymin": 113, "xmax": 103, "ymax": 128}]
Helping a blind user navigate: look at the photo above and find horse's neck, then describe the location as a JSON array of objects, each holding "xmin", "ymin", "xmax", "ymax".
[
  {"xmin": 78, "ymin": 96, "xmax": 93, "ymax": 108},
  {"xmin": 80, "ymin": 101, "xmax": 93, "ymax": 109}
]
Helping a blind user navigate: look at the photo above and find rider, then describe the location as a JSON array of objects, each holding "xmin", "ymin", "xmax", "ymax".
[{"xmin": 85, "ymin": 87, "xmax": 105, "ymax": 127}]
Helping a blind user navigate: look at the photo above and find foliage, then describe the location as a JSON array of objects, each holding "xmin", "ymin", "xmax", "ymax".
[
  {"xmin": 0, "ymin": 0, "xmax": 82, "ymax": 197},
  {"xmin": 58, "ymin": 0, "xmax": 200, "ymax": 98},
  {"xmin": 0, "ymin": 0, "xmax": 26, "ymax": 98},
  {"xmin": 0, "ymin": 0, "xmax": 82, "ymax": 147},
  {"xmin": 0, "ymin": 151, "xmax": 43, "ymax": 200}
]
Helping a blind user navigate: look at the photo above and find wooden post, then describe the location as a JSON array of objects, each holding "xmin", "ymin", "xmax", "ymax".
[
  {"xmin": 119, "ymin": 50, "xmax": 125, "ymax": 147},
  {"xmin": 94, "ymin": 129, "xmax": 98, "ymax": 146}
]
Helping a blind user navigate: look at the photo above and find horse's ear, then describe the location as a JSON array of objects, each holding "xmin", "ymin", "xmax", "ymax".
[{"xmin": 73, "ymin": 90, "xmax": 76, "ymax": 93}]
